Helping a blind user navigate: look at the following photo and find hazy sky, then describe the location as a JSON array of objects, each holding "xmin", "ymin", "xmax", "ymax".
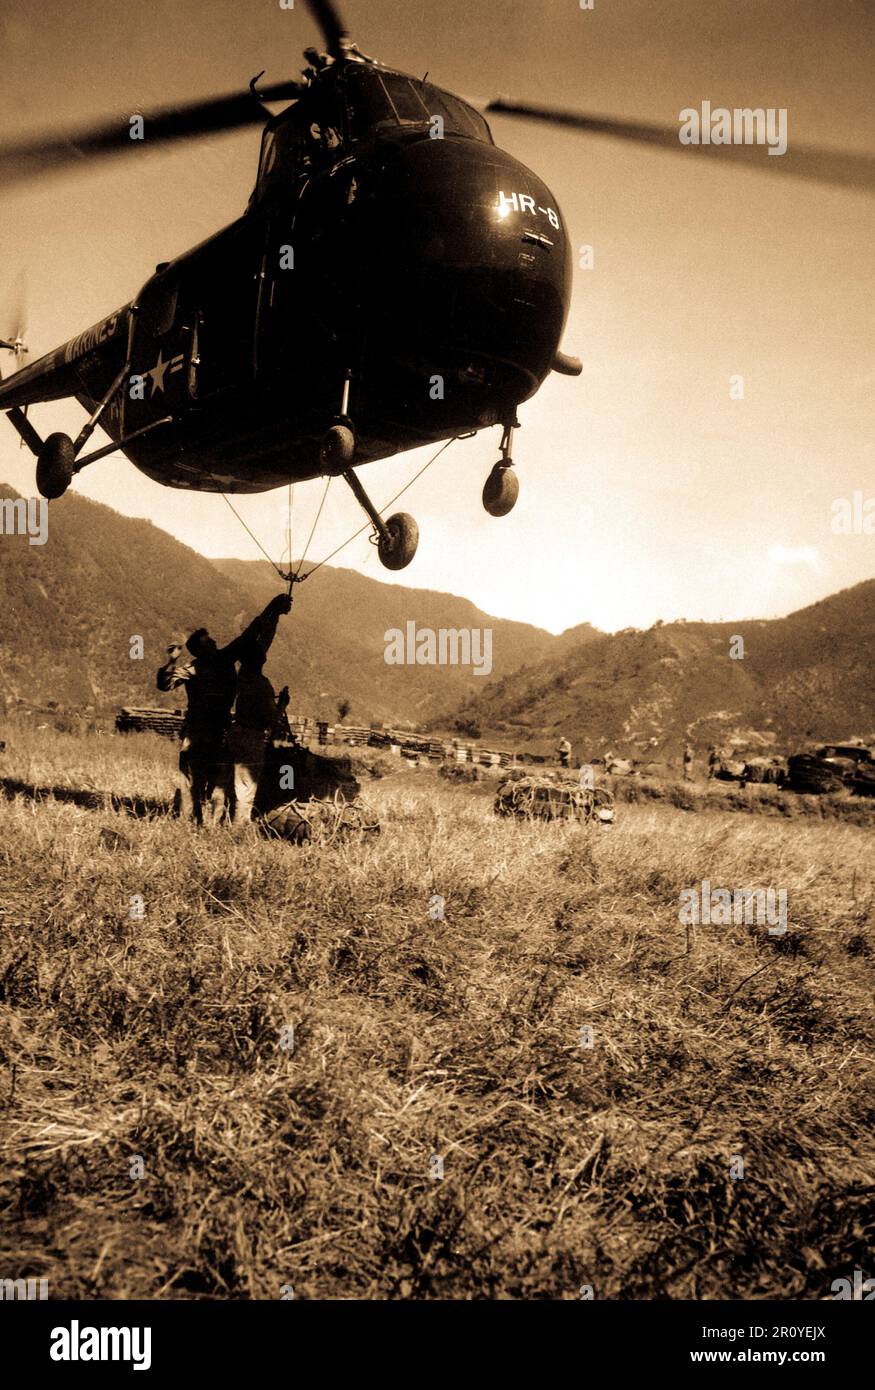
[{"xmin": 1, "ymin": 0, "xmax": 873, "ymax": 633}]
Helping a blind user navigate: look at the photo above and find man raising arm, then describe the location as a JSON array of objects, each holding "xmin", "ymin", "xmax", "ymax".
[{"xmin": 156, "ymin": 593, "xmax": 292, "ymax": 824}]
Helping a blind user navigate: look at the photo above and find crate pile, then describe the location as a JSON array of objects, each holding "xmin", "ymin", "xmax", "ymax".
[{"xmin": 116, "ymin": 707, "xmax": 185, "ymax": 737}]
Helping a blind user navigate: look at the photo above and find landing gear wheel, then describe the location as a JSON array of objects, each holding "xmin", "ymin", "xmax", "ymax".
[
  {"xmin": 377, "ymin": 512, "xmax": 419, "ymax": 570},
  {"xmin": 483, "ymin": 465, "xmax": 519, "ymax": 517},
  {"xmin": 36, "ymin": 433, "xmax": 75, "ymax": 500},
  {"xmin": 320, "ymin": 423, "xmax": 355, "ymax": 474}
]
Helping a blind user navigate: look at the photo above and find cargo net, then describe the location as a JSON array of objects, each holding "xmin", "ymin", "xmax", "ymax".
[
  {"xmin": 494, "ymin": 775, "xmax": 615, "ymax": 825},
  {"xmin": 261, "ymin": 789, "xmax": 380, "ymax": 844}
]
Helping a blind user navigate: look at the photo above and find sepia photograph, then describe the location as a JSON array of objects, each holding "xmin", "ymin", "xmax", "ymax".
[{"xmin": 0, "ymin": 0, "xmax": 872, "ymax": 1365}]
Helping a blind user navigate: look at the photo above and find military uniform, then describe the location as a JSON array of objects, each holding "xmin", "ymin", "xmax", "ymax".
[
  {"xmin": 229, "ymin": 666, "xmax": 283, "ymax": 823},
  {"xmin": 157, "ymin": 596, "xmax": 289, "ymax": 824}
]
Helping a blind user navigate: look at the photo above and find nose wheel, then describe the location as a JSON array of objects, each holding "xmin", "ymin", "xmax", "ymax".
[
  {"xmin": 483, "ymin": 464, "xmax": 519, "ymax": 517},
  {"xmin": 483, "ymin": 418, "xmax": 520, "ymax": 517}
]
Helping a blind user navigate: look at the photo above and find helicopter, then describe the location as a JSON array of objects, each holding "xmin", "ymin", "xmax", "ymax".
[{"xmin": 1, "ymin": 0, "xmax": 872, "ymax": 571}]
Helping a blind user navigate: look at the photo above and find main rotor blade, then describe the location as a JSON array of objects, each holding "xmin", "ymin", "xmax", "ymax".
[
  {"xmin": 485, "ymin": 100, "xmax": 875, "ymax": 194},
  {"xmin": 304, "ymin": 0, "xmax": 350, "ymax": 57},
  {"xmin": 0, "ymin": 79, "xmax": 304, "ymax": 187}
]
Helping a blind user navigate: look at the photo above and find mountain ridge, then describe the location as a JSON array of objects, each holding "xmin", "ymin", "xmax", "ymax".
[
  {"xmin": 448, "ymin": 580, "xmax": 875, "ymax": 754},
  {"xmin": 0, "ymin": 485, "xmax": 558, "ymax": 723},
  {"xmin": 2, "ymin": 485, "xmax": 872, "ymax": 753}
]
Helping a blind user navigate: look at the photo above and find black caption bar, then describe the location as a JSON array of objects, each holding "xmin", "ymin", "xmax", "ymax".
[{"xmin": 9, "ymin": 1298, "xmax": 870, "ymax": 1377}]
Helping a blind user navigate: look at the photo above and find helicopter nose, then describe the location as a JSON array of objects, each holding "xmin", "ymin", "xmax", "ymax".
[{"xmin": 352, "ymin": 136, "xmax": 573, "ymax": 406}]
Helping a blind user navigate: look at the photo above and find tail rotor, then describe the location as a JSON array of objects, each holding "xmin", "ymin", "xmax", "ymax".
[{"xmin": 1, "ymin": 270, "xmax": 29, "ymax": 371}]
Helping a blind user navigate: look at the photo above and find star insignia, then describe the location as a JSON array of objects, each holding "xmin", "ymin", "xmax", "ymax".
[{"xmin": 148, "ymin": 351, "xmax": 170, "ymax": 396}]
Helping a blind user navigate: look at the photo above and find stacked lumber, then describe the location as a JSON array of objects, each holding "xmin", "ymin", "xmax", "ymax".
[{"xmin": 116, "ymin": 707, "xmax": 185, "ymax": 737}]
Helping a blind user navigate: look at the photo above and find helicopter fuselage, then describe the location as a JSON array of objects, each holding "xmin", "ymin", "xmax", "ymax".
[
  {"xmin": 1, "ymin": 64, "xmax": 574, "ymax": 502},
  {"xmin": 114, "ymin": 133, "xmax": 570, "ymax": 492}
]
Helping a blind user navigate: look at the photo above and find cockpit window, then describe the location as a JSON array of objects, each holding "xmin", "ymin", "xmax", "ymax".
[
  {"xmin": 138, "ymin": 275, "xmax": 178, "ymax": 337},
  {"xmin": 346, "ymin": 70, "xmax": 493, "ymax": 144},
  {"xmin": 254, "ymin": 89, "xmax": 344, "ymax": 202}
]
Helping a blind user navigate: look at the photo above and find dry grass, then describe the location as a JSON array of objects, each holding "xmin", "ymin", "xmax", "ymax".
[
  {"xmin": 612, "ymin": 773, "xmax": 875, "ymax": 826},
  {"xmin": 0, "ymin": 723, "xmax": 873, "ymax": 1299}
]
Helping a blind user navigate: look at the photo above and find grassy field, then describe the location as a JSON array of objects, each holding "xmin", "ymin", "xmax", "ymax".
[{"xmin": 0, "ymin": 723, "xmax": 873, "ymax": 1299}]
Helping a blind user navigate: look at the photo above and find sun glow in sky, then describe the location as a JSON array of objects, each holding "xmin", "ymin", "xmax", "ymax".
[{"xmin": 1, "ymin": 0, "xmax": 873, "ymax": 634}]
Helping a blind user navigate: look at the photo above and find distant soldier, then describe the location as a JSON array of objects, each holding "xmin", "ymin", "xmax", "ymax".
[
  {"xmin": 272, "ymin": 686, "xmax": 293, "ymax": 743},
  {"xmin": 683, "ymin": 743, "xmax": 694, "ymax": 781},
  {"xmin": 707, "ymin": 745, "xmax": 720, "ymax": 779},
  {"xmin": 157, "ymin": 593, "xmax": 291, "ymax": 825},
  {"xmin": 557, "ymin": 736, "xmax": 572, "ymax": 768}
]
